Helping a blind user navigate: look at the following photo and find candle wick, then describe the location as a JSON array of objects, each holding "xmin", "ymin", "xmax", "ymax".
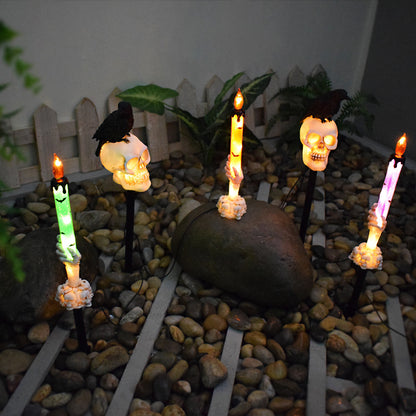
[
  {"xmin": 233, "ymin": 108, "xmax": 245, "ymax": 121},
  {"xmin": 392, "ymin": 155, "xmax": 405, "ymax": 168}
]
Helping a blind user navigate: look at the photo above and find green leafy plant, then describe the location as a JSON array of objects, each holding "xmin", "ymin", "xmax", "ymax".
[
  {"xmin": 118, "ymin": 72, "xmax": 273, "ymax": 167},
  {"xmin": 0, "ymin": 20, "xmax": 42, "ymax": 282},
  {"xmin": 266, "ymin": 70, "xmax": 378, "ymax": 150}
]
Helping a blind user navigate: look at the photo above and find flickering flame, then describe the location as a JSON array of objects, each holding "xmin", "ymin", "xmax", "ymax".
[
  {"xmin": 53, "ymin": 153, "xmax": 64, "ymax": 180},
  {"xmin": 234, "ymin": 89, "xmax": 244, "ymax": 111},
  {"xmin": 395, "ymin": 134, "xmax": 407, "ymax": 158}
]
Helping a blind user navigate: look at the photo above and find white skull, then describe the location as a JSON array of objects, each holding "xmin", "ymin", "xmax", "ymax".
[
  {"xmin": 300, "ymin": 116, "xmax": 338, "ymax": 171},
  {"xmin": 100, "ymin": 133, "xmax": 151, "ymax": 192}
]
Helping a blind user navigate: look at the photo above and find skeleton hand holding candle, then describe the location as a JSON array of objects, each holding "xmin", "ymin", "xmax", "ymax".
[
  {"xmin": 217, "ymin": 89, "xmax": 247, "ymax": 220},
  {"xmin": 225, "ymin": 154, "xmax": 244, "ymax": 187},
  {"xmin": 350, "ymin": 134, "xmax": 407, "ymax": 270}
]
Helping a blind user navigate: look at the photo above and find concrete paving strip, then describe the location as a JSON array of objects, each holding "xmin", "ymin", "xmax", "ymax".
[
  {"xmin": 368, "ymin": 194, "xmax": 416, "ymax": 393},
  {"xmin": 106, "ymin": 260, "xmax": 181, "ymax": 416},
  {"xmin": 386, "ymin": 296, "xmax": 416, "ymax": 392},
  {"xmin": 207, "ymin": 327, "xmax": 244, "ymax": 416},
  {"xmin": 306, "ymin": 172, "xmax": 327, "ymax": 416},
  {"xmin": 256, "ymin": 181, "xmax": 271, "ymax": 202},
  {"xmin": 2, "ymin": 326, "xmax": 70, "ymax": 416},
  {"xmin": 207, "ymin": 181, "xmax": 271, "ymax": 416},
  {"xmin": 386, "ymin": 297, "xmax": 416, "ymax": 416},
  {"xmin": 307, "ymin": 339, "xmax": 328, "ymax": 414}
]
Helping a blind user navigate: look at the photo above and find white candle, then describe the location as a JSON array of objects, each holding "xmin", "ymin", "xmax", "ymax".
[{"xmin": 375, "ymin": 134, "xmax": 407, "ymax": 222}]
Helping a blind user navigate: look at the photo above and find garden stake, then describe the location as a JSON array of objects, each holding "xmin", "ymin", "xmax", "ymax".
[
  {"xmin": 299, "ymin": 169, "xmax": 317, "ymax": 243},
  {"xmin": 52, "ymin": 154, "xmax": 93, "ymax": 353},
  {"xmin": 343, "ymin": 265, "xmax": 367, "ymax": 318},
  {"xmin": 347, "ymin": 134, "xmax": 407, "ymax": 317},
  {"xmin": 73, "ymin": 308, "xmax": 90, "ymax": 353},
  {"xmin": 94, "ymin": 103, "xmax": 152, "ymax": 273},
  {"xmin": 298, "ymin": 113, "xmax": 340, "ymax": 243},
  {"xmin": 125, "ymin": 190, "xmax": 136, "ymax": 273}
]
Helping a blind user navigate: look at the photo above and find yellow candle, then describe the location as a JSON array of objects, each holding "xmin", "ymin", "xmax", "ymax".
[{"xmin": 229, "ymin": 89, "xmax": 244, "ymax": 199}]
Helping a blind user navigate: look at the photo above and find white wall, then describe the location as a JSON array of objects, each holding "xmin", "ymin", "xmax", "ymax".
[
  {"xmin": 361, "ymin": 0, "xmax": 416, "ymax": 160},
  {"xmin": 1, "ymin": 0, "xmax": 377, "ymax": 129}
]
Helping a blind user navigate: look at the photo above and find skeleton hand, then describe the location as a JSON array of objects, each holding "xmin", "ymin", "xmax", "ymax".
[
  {"xmin": 56, "ymin": 236, "xmax": 81, "ymax": 264},
  {"xmin": 225, "ymin": 154, "xmax": 243, "ymax": 186},
  {"xmin": 367, "ymin": 203, "xmax": 386, "ymax": 231}
]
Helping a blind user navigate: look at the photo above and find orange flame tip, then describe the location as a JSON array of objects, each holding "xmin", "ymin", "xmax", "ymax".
[
  {"xmin": 53, "ymin": 153, "xmax": 64, "ymax": 179},
  {"xmin": 395, "ymin": 134, "xmax": 407, "ymax": 158},
  {"xmin": 234, "ymin": 89, "xmax": 244, "ymax": 111}
]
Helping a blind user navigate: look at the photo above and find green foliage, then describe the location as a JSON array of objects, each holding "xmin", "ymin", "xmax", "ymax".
[
  {"xmin": 117, "ymin": 84, "xmax": 178, "ymax": 115},
  {"xmin": 0, "ymin": 20, "xmax": 42, "ymax": 282},
  {"xmin": 336, "ymin": 91, "xmax": 379, "ymax": 136},
  {"xmin": 266, "ymin": 70, "xmax": 378, "ymax": 147},
  {"xmin": 118, "ymin": 72, "xmax": 273, "ymax": 167},
  {"xmin": 0, "ymin": 21, "xmax": 41, "ymax": 94}
]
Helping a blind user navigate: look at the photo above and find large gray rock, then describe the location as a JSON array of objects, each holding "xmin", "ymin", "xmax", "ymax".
[
  {"xmin": 0, "ymin": 228, "xmax": 98, "ymax": 324},
  {"xmin": 172, "ymin": 200, "xmax": 313, "ymax": 308}
]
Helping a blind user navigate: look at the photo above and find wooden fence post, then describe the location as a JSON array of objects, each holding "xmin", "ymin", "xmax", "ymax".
[
  {"xmin": 205, "ymin": 75, "xmax": 224, "ymax": 109},
  {"xmin": 310, "ymin": 63, "xmax": 326, "ymax": 78},
  {"xmin": 34, "ymin": 104, "xmax": 61, "ymax": 182},
  {"xmin": 75, "ymin": 98, "xmax": 102, "ymax": 172},
  {"xmin": 145, "ymin": 112, "xmax": 170, "ymax": 162},
  {"xmin": 174, "ymin": 79, "xmax": 201, "ymax": 155},
  {"xmin": 0, "ymin": 120, "xmax": 20, "ymax": 190},
  {"xmin": 108, "ymin": 88, "xmax": 121, "ymax": 113},
  {"xmin": 288, "ymin": 65, "xmax": 306, "ymax": 87},
  {"xmin": 264, "ymin": 70, "xmax": 281, "ymax": 138}
]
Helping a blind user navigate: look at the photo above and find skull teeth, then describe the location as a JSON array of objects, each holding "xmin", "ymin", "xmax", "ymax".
[{"xmin": 311, "ymin": 153, "xmax": 327, "ymax": 161}]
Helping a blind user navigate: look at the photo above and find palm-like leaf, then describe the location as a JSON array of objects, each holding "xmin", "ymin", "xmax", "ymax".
[
  {"xmin": 214, "ymin": 72, "xmax": 244, "ymax": 107},
  {"xmin": 240, "ymin": 73, "xmax": 273, "ymax": 109},
  {"xmin": 204, "ymin": 72, "xmax": 244, "ymax": 127},
  {"xmin": 118, "ymin": 84, "xmax": 178, "ymax": 115},
  {"xmin": 167, "ymin": 106, "xmax": 202, "ymax": 137}
]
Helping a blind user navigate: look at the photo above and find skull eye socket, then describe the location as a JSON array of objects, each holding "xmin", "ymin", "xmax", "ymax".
[
  {"xmin": 307, "ymin": 133, "xmax": 321, "ymax": 145},
  {"xmin": 324, "ymin": 135, "xmax": 336, "ymax": 147}
]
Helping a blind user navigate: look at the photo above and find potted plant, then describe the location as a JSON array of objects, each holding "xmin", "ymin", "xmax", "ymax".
[{"xmin": 118, "ymin": 72, "xmax": 273, "ymax": 169}]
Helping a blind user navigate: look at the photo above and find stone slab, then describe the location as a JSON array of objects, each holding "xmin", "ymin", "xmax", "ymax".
[
  {"xmin": 106, "ymin": 261, "xmax": 181, "ymax": 416},
  {"xmin": 2, "ymin": 326, "xmax": 69, "ymax": 416},
  {"xmin": 306, "ymin": 173, "xmax": 327, "ymax": 415},
  {"xmin": 207, "ymin": 327, "xmax": 244, "ymax": 416},
  {"xmin": 207, "ymin": 181, "xmax": 269, "ymax": 416},
  {"xmin": 386, "ymin": 296, "xmax": 416, "ymax": 391}
]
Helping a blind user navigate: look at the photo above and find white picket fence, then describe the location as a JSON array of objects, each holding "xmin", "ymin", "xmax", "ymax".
[{"xmin": 0, "ymin": 65, "xmax": 324, "ymax": 193}]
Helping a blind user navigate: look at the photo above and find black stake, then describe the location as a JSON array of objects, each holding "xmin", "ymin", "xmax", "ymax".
[
  {"xmin": 343, "ymin": 266, "xmax": 367, "ymax": 318},
  {"xmin": 125, "ymin": 190, "xmax": 136, "ymax": 273},
  {"xmin": 299, "ymin": 169, "xmax": 317, "ymax": 243},
  {"xmin": 73, "ymin": 308, "xmax": 89, "ymax": 353}
]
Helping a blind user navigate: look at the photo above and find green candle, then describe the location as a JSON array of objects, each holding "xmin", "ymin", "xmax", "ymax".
[{"xmin": 52, "ymin": 154, "xmax": 77, "ymax": 262}]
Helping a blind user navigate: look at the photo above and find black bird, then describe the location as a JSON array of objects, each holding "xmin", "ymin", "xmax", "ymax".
[
  {"xmin": 92, "ymin": 101, "xmax": 134, "ymax": 156},
  {"xmin": 304, "ymin": 89, "xmax": 349, "ymax": 121}
]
